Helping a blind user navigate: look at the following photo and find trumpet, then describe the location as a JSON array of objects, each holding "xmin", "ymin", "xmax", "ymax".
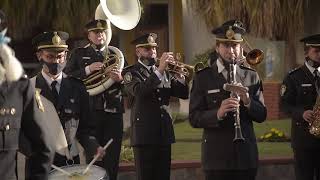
[
  {"xmin": 167, "ymin": 60, "xmax": 194, "ymax": 77},
  {"xmin": 156, "ymin": 53, "xmax": 195, "ymax": 78}
]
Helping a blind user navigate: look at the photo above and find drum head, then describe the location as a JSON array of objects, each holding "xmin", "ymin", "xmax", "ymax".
[{"xmin": 49, "ymin": 164, "xmax": 108, "ymax": 180}]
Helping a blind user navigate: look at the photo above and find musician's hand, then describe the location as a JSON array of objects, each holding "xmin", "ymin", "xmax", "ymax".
[
  {"xmin": 89, "ymin": 62, "xmax": 104, "ymax": 72},
  {"xmin": 239, "ymin": 92, "xmax": 250, "ymax": 106},
  {"xmin": 109, "ymin": 68, "xmax": 123, "ymax": 82},
  {"xmin": 303, "ymin": 110, "xmax": 314, "ymax": 123},
  {"xmin": 217, "ymin": 97, "xmax": 240, "ymax": 119},
  {"xmin": 233, "ymin": 83, "xmax": 250, "ymax": 106},
  {"xmin": 158, "ymin": 52, "xmax": 174, "ymax": 74},
  {"xmin": 95, "ymin": 146, "xmax": 106, "ymax": 161}
]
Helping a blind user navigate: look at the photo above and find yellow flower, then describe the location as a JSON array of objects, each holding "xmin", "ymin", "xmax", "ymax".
[
  {"xmin": 260, "ymin": 135, "xmax": 264, "ymax": 139},
  {"xmin": 275, "ymin": 130, "xmax": 280, "ymax": 134},
  {"xmin": 265, "ymin": 133, "xmax": 272, "ymax": 138},
  {"xmin": 271, "ymin": 128, "xmax": 276, "ymax": 132},
  {"xmin": 278, "ymin": 133, "xmax": 284, "ymax": 137}
]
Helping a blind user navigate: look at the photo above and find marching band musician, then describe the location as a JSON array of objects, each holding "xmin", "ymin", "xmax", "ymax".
[
  {"xmin": 281, "ymin": 34, "xmax": 320, "ymax": 180},
  {"xmin": 29, "ymin": 31, "xmax": 105, "ymax": 167},
  {"xmin": 0, "ymin": 10, "xmax": 54, "ymax": 180},
  {"xmin": 189, "ymin": 20, "xmax": 267, "ymax": 180},
  {"xmin": 123, "ymin": 33, "xmax": 189, "ymax": 180},
  {"xmin": 64, "ymin": 19, "xmax": 124, "ymax": 180}
]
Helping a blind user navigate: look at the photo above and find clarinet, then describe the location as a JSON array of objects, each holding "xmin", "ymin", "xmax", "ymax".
[{"xmin": 223, "ymin": 60, "xmax": 245, "ymax": 142}]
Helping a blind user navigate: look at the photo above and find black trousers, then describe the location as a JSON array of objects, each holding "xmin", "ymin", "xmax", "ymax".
[
  {"xmin": 205, "ymin": 168, "xmax": 257, "ymax": 180},
  {"xmin": 87, "ymin": 111, "xmax": 123, "ymax": 180},
  {"xmin": 133, "ymin": 145, "xmax": 171, "ymax": 180},
  {"xmin": 294, "ymin": 149, "xmax": 320, "ymax": 180}
]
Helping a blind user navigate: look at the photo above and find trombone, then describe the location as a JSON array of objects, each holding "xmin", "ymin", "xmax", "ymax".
[{"xmin": 240, "ymin": 37, "xmax": 264, "ymax": 66}]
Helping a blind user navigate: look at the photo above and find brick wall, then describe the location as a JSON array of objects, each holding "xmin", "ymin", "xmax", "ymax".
[{"xmin": 263, "ymin": 82, "xmax": 287, "ymax": 120}]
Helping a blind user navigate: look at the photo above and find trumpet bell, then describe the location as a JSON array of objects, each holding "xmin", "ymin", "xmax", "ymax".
[
  {"xmin": 95, "ymin": 0, "xmax": 141, "ymax": 30},
  {"xmin": 246, "ymin": 49, "xmax": 264, "ymax": 66}
]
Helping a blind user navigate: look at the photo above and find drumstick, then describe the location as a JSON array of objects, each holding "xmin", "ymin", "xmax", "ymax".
[
  {"xmin": 82, "ymin": 138, "xmax": 113, "ymax": 175},
  {"xmin": 51, "ymin": 164, "xmax": 72, "ymax": 176}
]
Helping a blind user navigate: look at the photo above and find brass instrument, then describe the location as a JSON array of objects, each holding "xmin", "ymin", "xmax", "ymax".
[
  {"xmin": 156, "ymin": 53, "xmax": 195, "ymax": 78},
  {"xmin": 83, "ymin": 51, "xmax": 120, "ymax": 90},
  {"xmin": 168, "ymin": 53, "xmax": 194, "ymax": 77},
  {"xmin": 310, "ymin": 93, "xmax": 320, "ymax": 137},
  {"xmin": 85, "ymin": 0, "xmax": 141, "ymax": 96},
  {"xmin": 241, "ymin": 37, "xmax": 264, "ymax": 66}
]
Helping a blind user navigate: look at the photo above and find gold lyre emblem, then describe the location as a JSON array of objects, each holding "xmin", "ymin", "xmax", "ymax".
[
  {"xmin": 226, "ymin": 26, "xmax": 235, "ymax": 40},
  {"xmin": 97, "ymin": 21, "xmax": 103, "ymax": 28},
  {"xmin": 35, "ymin": 89, "xmax": 45, "ymax": 112},
  {"xmin": 52, "ymin": 32, "xmax": 61, "ymax": 45}
]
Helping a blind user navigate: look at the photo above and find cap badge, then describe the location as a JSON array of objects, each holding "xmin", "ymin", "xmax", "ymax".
[
  {"xmin": 52, "ymin": 32, "xmax": 61, "ymax": 45},
  {"xmin": 147, "ymin": 35, "xmax": 155, "ymax": 43},
  {"xmin": 226, "ymin": 26, "xmax": 235, "ymax": 40},
  {"xmin": 97, "ymin": 21, "xmax": 103, "ymax": 28}
]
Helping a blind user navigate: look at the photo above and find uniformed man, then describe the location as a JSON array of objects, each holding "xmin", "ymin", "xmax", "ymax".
[
  {"xmin": 0, "ymin": 11, "xmax": 54, "ymax": 180},
  {"xmin": 64, "ymin": 19, "xmax": 124, "ymax": 180},
  {"xmin": 281, "ymin": 34, "xmax": 320, "ymax": 180},
  {"xmin": 30, "ymin": 31, "xmax": 105, "ymax": 167},
  {"xmin": 123, "ymin": 33, "xmax": 189, "ymax": 180},
  {"xmin": 189, "ymin": 20, "xmax": 267, "ymax": 180}
]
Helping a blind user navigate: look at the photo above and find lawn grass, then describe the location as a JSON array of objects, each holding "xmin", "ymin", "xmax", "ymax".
[
  {"xmin": 121, "ymin": 119, "xmax": 293, "ymax": 161},
  {"xmin": 172, "ymin": 119, "xmax": 293, "ymax": 160},
  {"xmin": 172, "ymin": 142, "xmax": 292, "ymax": 160},
  {"xmin": 174, "ymin": 118, "xmax": 292, "ymax": 141}
]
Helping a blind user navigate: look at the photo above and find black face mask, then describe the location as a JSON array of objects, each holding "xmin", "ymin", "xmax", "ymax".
[
  {"xmin": 306, "ymin": 57, "xmax": 320, "ymax": 68},
  {"xmin": 141, "ymin": 57, "xmax": 156, "ymax": 66},
  {"xmin": 40, "ymin": 59, "xmax": 65, "ymax": 75}
]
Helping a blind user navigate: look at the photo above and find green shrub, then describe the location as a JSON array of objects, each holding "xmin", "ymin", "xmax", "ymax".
[
  {"xmin": 120, "ymin": 145, "xmax": 134, "ymax": 163},
  {"xmin": 258, "ymin": 128, "xmax": 290, "ymax": 142}
]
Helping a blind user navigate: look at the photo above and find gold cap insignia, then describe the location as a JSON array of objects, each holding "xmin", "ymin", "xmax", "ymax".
[
  {"xmin": 226, "ymin": 26, "xmax": 235, "ymax": 40},
  {"xmin": 52, "ymin": 32, "xmax": 61, "ymax": 45},
  {"xmin": 280, "ymin": 84, "xmax": 286, "ymax": 97},
  {"xmin": 97, "ymin": 21, "xmax": 103, "ymax": 28},
  {"xmin": 148, "ymin": 35, "xmax": 155, "ymax": 44}
]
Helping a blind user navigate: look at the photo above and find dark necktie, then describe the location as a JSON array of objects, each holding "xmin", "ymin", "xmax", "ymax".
[
  {"xmin": 314, "ymin": 69, "xmax": 319, "ymax": 81},
  {"xmin": 51, "ymin": 81, "xmax": 59, "ymax": 107}
]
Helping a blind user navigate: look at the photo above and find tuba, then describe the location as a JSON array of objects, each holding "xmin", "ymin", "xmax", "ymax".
[
  {"xmin": 85, "ymin": 0, "xmax": 141, "ymax": 96},
  {"xmin": 83, "ymin": 46, "xmax": 125, "ymax": 96}
]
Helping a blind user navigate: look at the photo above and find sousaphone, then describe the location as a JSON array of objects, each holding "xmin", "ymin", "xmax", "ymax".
[{"xmin": 85, "ymin": 0, "xmax": 141, "ymax": 96}]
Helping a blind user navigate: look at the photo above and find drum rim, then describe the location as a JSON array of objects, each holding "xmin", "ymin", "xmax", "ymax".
[{"xmin": 49, "ymin": 164, "xmax": 108, "ymax": 179}]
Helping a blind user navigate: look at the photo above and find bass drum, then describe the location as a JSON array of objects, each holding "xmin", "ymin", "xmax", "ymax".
[{"xmin": 49, "ymin": 164, "xmax": 108, "ymax": 180}]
